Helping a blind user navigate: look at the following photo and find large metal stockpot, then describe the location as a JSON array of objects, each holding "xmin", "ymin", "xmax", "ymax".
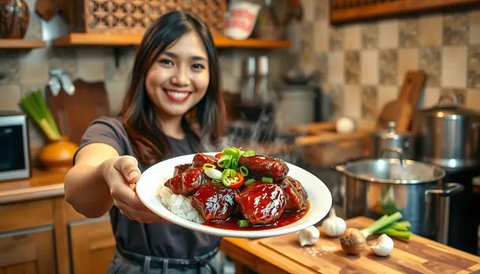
[
  {"xmin": 335, "ymin": 149, "xmax": 463, "ymax": 243},
  {"xmin": 413, "ymin": 95, "xmax": 480, "ymax": 169}
]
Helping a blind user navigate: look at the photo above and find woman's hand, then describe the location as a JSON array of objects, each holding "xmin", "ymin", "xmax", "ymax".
[{"xmin": 103, "ymin": 155, "xmax": 169, "ymax": 224}]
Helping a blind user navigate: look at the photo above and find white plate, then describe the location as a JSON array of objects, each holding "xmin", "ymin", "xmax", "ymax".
[{"xmin": 136, "ymin": 153, "xmax": 332, "ymax": 238}]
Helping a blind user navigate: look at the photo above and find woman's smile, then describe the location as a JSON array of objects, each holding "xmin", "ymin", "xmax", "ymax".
[{"xmin": 164, "ymin": 89, "xmax": 192, "ymax": 102}]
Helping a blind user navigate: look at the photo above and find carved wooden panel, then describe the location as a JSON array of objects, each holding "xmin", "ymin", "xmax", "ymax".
[{"xmin": 68, "ymin": 0, "xmax": 226, "ymax": 34}]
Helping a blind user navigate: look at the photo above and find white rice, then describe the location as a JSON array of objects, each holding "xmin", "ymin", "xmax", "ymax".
[{"xmin": 157, "ymin": 185, "xmax": 205, "ymax": 223}]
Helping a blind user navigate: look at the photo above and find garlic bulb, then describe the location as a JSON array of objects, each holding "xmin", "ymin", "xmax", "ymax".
[
  {"xmin": 321, "ymin": 208, "xmax": 346, "ymax": 237},
  {"xmin": 339, "ymin": 228, "xmax": 366, "ymax": 254},
  {"xmin": 370, "ymin": 234, "xmax": 394, "ymax": 256},
  {"xmin": 297, "ymin": 226, "xmax": 320, "ymax": 247}
]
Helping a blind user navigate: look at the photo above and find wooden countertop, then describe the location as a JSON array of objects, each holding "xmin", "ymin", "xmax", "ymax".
[
  {"xmin": 0, "ymin": 168, "xmax": 67, "ymax": 204},
  {"xmin": 221, "ymin": 216, "xmax": 480, "ymax": 274}
]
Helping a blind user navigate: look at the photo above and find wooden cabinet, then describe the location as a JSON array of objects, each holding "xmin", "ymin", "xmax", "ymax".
[
  {"xmin": 0, "ymin": 200, "xmax": 56, "ymax": 274},
  {"xmin": 331, "ymin": 0, "xmax": 480, "ymax": 24},
  {"xmin": 0, "ymin": 195, "xmax": 115, "ymax": 274},
  {"xmin": 0, "ymin": 227, "xmax": 56, "ymax": 274},
  {"xmin": 68, "ymin": 217, "xmax": 115, "ymax": 274}
]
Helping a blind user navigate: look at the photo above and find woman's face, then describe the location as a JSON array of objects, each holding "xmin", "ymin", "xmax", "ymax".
[{"xmin": 145, "ymin": 31, "xmax": 209, "ymax": 120}]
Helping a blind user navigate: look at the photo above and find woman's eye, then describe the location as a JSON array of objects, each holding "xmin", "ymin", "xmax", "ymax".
[
  {"xmin": 192, "ymin": 63, "xmax": 206, "ymax": 70},
  {"xmin": 158, "ymin": 58, "xmax": 173, "ymax": 66}
]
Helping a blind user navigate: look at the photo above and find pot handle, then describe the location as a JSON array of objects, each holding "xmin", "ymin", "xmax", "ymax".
[
  {"xmin": 437, "ymin": 93, "xmax": 458, "ymax": 107},
  {"xmin": 424, "ymin": 182, "xmax": 464, "ymax": 244},
  {"xmin": 424, "ymin": 182, "xmax": 464, "ymax": 197}
]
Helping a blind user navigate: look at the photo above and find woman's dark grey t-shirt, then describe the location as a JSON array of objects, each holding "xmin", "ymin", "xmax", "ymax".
[{"xmin": 79, "ymin": 117, "xmax": 220, "ymax": 258}]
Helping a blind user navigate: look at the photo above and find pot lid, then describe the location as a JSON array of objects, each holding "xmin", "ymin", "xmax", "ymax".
[
  {"xmin": 371, "ymin": 121, "xmax": 415, "ymax": 139},
  {"xmin": 417, "ymin": 94, "xmax": 480, "ymax": 120},
  {"xmin": 339, "ymin": 158, "xmax": 446, "ymax": 184}
]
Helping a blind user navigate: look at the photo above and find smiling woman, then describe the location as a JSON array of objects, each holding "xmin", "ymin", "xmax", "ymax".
[
  {"xmin": 63, "ymin": 10, "xmax": 228, "ymax": 274},
  {"xmin": 145, "ymin": 31, "xmax": 210, "ymax": 127}
]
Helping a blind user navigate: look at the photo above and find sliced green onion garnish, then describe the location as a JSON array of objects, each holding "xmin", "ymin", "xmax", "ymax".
[
  {"xmin": 242, "ymin": 150, "xmax": 256, "ymax": 157},
  {"xmin": 222, "ymin": 176, "xmax": 231, "ymax": 187},
  {"xmin": 231, "ymin": 157, "xmax": 239, "ymax": 169},
  {"xmin": 244, "ymin": 178, "xmax": 256, "ymax": 186},
  {"xmin": 202, "ymin": 163, "xmax": 216, "ymax": 170},
  {"xmin": 204, "ymin": 168, "xmax": 222, "ymax": 180},
  {"xmin": 217, "ymin": 155, "xmax": 231, "ymax": 168},
  {"xmin": 237, "ymin": 219, "xmax": 249, "ymax": 228},
  {"xmin": 239, "ymin": 166, "xmax": 249, "ymax": 176},
  {"xmin": 262, "ymin": 176, "xmax": 273, "ymax": 183}
]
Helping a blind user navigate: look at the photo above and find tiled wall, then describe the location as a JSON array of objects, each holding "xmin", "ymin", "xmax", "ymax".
[
  {"xmin": 1, "ymin": 0, "xmax": 479, "ymax": 148},
  {"xmin": 293, "ymin": 0, "xmax": 480, "ymax": 127}
]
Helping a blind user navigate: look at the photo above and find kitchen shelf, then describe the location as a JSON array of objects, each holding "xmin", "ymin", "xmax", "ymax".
[
  {"xmin": 0, "ymin": 39, "xmax": 46, "ymax": 49},
  {"xmin": 52, "ymin": 32, "xmax": 291, "ymax": 49}
]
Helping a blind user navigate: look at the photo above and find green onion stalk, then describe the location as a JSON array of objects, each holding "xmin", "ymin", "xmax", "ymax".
[{"xmin": 19, "ymin": 90, "xmax": 61, "ymax": 141}]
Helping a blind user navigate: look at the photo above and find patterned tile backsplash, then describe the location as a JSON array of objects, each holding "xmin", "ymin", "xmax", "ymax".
[
  {"xmin": 296, "ymin": 0, "xmax": 480, "ymax": 123},
  {"xmin": 0, "ymin": 0, "xmax": 479, "ymax": 148}
]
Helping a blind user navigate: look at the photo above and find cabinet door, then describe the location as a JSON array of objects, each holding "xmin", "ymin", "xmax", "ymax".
[
  {"xmin": 0, "ymin": 226, "xmax": 56, "ymax": 274},
  {"xmin": 68, "ymin": 217, "xmax": 115, "ymax": 274}
]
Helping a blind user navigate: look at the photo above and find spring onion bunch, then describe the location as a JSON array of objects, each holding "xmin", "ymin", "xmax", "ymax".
[{"xmin": 19, "ymin": 90, "xmax": 61, "ymax": 141}]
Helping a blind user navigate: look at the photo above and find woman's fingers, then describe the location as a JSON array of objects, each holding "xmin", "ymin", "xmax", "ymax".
[{"xmin": 113, "ymin": 155, "xmax": 141, "ymax": 184}]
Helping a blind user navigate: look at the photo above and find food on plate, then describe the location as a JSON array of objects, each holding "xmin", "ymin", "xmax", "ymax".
[
  {"xmin": 165, "ymin": 167, "xmax": 207, "ymax": 196},
  {"xmin": 191, "ymin": 182, "xmax": 236, "ymax": 222},
  {"xmin": 158, "ymin": 147, "xmax": 309, "ymax": 228},
  {"xmin": 234, "ymin": 182, "xmax": 286, "ymax": 225},
  {"xmin": 297, "ymin": 226, "xmax": 320, "ymax": 247}
]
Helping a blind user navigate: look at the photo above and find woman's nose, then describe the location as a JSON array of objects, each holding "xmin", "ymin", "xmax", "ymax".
[{"xmin": 171, "ymin": 67, "xmax": 189, "ymax": 86}]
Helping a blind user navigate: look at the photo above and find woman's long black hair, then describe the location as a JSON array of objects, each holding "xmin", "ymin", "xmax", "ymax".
[{"xmin": 118, "ymin": 10, "xmax": 226, "ymax": 165}]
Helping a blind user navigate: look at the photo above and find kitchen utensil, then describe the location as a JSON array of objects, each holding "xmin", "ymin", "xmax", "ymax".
[
  {"xmin": 370, "ymin": 121, "xmax": 416, "ymax": 159},
  {"xmin": 377, "ymin": 71, "xmax": 426, "ymax": 132},
  {"xmin": 334, "ymin": 148, "xmax": 463, "ymax": 243},
  {"xmin": 413, "ymin": 94, "xmax": 480, "ymax": 169}
]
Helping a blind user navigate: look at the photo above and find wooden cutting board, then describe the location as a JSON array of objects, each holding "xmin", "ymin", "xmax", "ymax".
[
  {"xmin": 376, "ymin": 71, "xmax": 426, "ymax": 132},
  {"xmin": 258, "ymin": 217, "xmax": 480, "ymax": 274}
]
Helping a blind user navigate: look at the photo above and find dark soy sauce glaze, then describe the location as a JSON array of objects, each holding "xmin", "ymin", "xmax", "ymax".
[{"xmin": 205, "ymin": 202, "xmax": 310, "ymax": 231}]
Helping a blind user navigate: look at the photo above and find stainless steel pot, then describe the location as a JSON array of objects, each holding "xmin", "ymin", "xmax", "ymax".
[
  {"xmin": 370, "ymin": 121, "xmax": 416, "ymax": 159},
  {"xmin": 413, "ymin": 94, "xmax": 480, "ymax": 169},
  {"xmin": 335, "ymin": 148, "xmax": 464, "ymax": 243}
]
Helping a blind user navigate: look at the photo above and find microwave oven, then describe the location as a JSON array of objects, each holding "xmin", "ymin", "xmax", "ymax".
[{"xmin": 0, "ymin": 111, "xmax": 31, "ymax": 181}]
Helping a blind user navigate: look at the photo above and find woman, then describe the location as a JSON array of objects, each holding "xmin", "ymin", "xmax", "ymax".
[{"xmin": 64, "ymin": 10, "xmax": 227, "ymax": 273}]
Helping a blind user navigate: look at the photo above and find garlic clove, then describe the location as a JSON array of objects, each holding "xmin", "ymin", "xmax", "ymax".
[
  {"xmin": 297, "ymin": 226, "xmax": 320, "ymax": 247},
  {"xmin": 321, "ymin": 208, "xmax": 347, "ymax": 237},
  {"xmin": 370, "ymin": 234, "xmax": 394, "ymax": 256}
]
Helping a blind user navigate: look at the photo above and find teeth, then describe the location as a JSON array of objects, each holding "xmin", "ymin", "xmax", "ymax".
[{"xmin": 167, "ymin": 91, "xmax": 188, "ymax": 99}]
